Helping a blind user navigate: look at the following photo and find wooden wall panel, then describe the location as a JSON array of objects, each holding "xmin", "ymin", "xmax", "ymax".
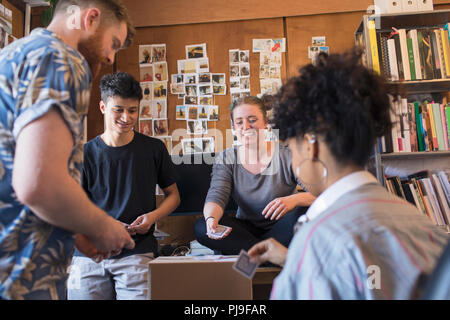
[
  {"xmin": 285, "ymin": 11, "xmax": 366, "ymax": 78},
  {"xmin": 123, "ymin": 0, "xmax": 374, "ymax": 27},
  {"xmin": 2, "ymin": 0, "xmax": 24, "ymax": 38},
  {"xmin": 115, "ymin": 18, "xmax": 286, "ymax": 152}
]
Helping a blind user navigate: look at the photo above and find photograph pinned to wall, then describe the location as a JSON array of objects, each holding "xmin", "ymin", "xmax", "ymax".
[
  {"xmin": 195, "ymin": 120, "xmax": 208, "ymax": 135},
  {"xmin": 186, "ymin": 120, "xmax": 196, "ymax": 135},
  {"xmin": 170, "ymin": 82, "xmax": 185, "ymax": 95},
  {"xmin": 185, "ymin": 84, "xmax": 198, "ymax": 96},
  {"xmin": 198, "ymin": 73, "xmax": 211, "ymax": 83},
  {"xmin": 157, "ymin": 136, "xmax": 172, "ymax": 154},
  {"xmin": 198, "ymin": 106, "xmax": 209, "ymax": 120},
  {"xmin": 239, "ymin": 50, "xmax": 250, "ymax": 63},
  {"xmin": 212, "ymin": 73, "xmax": 226, "ymax": 85},
  {"xmin": 312, "ymin": 36, "xmax": 326, "ymax": 46},
  {"xmin": 260, "ymin": 78, "xmax": 282, "ymax": 95},
  {"xmin": 240, "ymin": 77, "xmax": 250, "ymax": 91},
  {"xmin": 139, "ymin": 119, "xmax": 153, "ymax": 137},
  {"xmin": 139, "ymin": 100, "xmax": 152, "ymax": 119},
  {"xmin": 188, "ymin": 105, "xmax": 198, "ymax": 120},
  {"xmin": 198, "ymin": 84, "xmax": 212, "ymax": 96},
  {"xmin": 213, "ymin": 85, "xmax": 226, "ymax": 95},
  {"xmin": 140, "ymin": 82, "xmax": 153, "ymax": 100},
  {"xmin": 176, "ymin": 105, "xmax": 187, "ymax": 120},
  {"xmin": 202, "ymin": 137, "xmax": 215, "ymax": 153},
  {"xmin": 252, "ymin": 39, "xmax": 272, "ymax": 53},
  {"xmin": 198, "ymin": 58, "xmax": 209, "ymax": 73},
  {"xmin": 153, "ymin": 62, "xmax": 168, "ymax": 81},
  {"xmin": 172, "ymin": 74, "xmax": 184, "ymax": 84},
  {"xmin": 231, "ymin": 92, "xmax": 241, "ymax": 103},
  {"xmin": 271, "ymin": 38, "xmax": 286, "ymax": 52},
  {"xmin": 182, "ymin": 138, "xmax": 203, "ymax": 155},
  {"xmin": 199, "ymin": 96, "xmax": 213, "ymax": 106},
  {"xmin": 229, "ymin": 78, "xmax": 240, "ymax": 93},
  {"xmin": 153, "ymin": 119, "xmax": 169, "ymax": 136},
  {"xmin": 229, "ymin": 49, "xmax": 240, "ymax": 64},
  {"xmin": 239, "ymin": 63, "xmax": 250, "ymax": 77},
  {"xmin": 269, "ymin": 66, "xmax": 281, "ymax": 79},
  {"xmin": 151, "ymin": 44, "xmax": 166, "ymax": 63},
  {"xmin": 140, "ymin": 65, "xmax": 153, "ymax": 82},
  {"xmin": 208, "ymin": 105, "xmax": 219, "ymax": 121},
  {"xmin": 184, "ymin": 59, "xmax": 199, "ymax": 74},
  {"xmin": 153, "ymin": 81, "xmax": 167, "ymax": 100},
  {"xmin": 152, "ymin": 100, "xmax": 167, "ymax": 119},
  {"xmin": 240, "ymin": 92, "xmax": 251, "ymax": 98},
  {"xmin": 139, "ymin": 45, "xmax": 152, "ymax": 65},
  {"xmin": 230, "ymin": 65, "xmax": 240, "ymax": 77},
  {"xmin": 308, "ymin": 46, "xmax": 329, "ymax": 63},
  {"xmin": 259, "ymin": 64, "xmax": 269, "ymax": 79},
  {"xmin": 184, "ymin": 73, "xmax": 198, "ymax": 84},
  {"xmin": 184, "ymin": 95, "xmax": 198, "ymax": 105},
  {"xmin": 186, "ymin": 43, "xmax": 207, "ymax": 59}
]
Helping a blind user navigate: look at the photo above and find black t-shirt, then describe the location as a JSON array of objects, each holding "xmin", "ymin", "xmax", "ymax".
[{"xmin": 74, "ymin": 132, "xmax": 177, "ymax": 258}]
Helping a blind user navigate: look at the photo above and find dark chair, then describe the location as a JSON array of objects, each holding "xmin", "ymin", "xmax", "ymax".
[{"xmin": 421, "ymin": 240, "xmax": 450, "ymax": 299}]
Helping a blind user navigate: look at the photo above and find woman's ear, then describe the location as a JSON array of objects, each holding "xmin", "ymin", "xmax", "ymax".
[{"xmin": 304, "ymin": 133, "xmax": 318, "ymax": 159}]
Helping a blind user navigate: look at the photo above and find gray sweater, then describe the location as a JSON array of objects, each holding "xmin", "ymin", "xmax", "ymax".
[{"xmin": 205, "ymin": 145, "xmax": 301, "ymax": 230}]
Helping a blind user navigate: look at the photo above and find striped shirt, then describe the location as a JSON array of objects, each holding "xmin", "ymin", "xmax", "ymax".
[{"xmin": 271, "ymin": 171, "xmax": 449, "ymax": 299}]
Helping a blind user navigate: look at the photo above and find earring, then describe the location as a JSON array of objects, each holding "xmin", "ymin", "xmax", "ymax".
[{"xmin": 295, "ymin": 157, "xmax": 327, "ymax": 191}]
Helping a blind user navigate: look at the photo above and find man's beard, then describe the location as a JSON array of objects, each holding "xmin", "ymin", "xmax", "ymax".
[{"xmin": 78, "ymin": 30, "xmax": 104, "ymax": 79}]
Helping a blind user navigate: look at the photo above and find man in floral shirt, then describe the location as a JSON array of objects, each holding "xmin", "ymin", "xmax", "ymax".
[{"xmin": 0, "ymin": 0, "xmax": 135, "ymax": 299}]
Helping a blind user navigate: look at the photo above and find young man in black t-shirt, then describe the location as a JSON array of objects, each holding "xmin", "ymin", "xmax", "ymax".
[{"xmin": 68, "ymin": 72, "xmax": 180, "ymax": 300}]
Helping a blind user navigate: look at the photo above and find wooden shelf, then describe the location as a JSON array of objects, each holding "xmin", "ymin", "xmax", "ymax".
[
  {"xmin": 385, "ymin": 79, "xmax": 450, "ymax": 95},
  {"xmin": 355, "ymin": 9, "xmax": 450, "ymax": 34},
  {"xmin": 380, "ymin": 151, "xmax": 450, "ymax": 159}
]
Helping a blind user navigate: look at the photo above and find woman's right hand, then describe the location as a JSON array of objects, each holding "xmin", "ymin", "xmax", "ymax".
[{"xmin": 205, "ymin": 216, "xmax": 231, "ymax": 240}]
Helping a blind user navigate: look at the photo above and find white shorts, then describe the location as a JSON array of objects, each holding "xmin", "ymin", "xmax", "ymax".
[{"xmin": 67, "ymin": 253, "xmax": 154, "ymax": 300}]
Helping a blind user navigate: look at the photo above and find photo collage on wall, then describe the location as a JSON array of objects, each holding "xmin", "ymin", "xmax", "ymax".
[
  {"xmin": 228, "ymin": 48, "xmax": 251, "ymax": 104},
  {"xmin": 170, "ymin": 43, "xmax": 226, "ymax": 155},
  {"xmin": 138, "ymin": 43, "xmax": 172, "ymax": 153},
  {"xmin": 252, "ymin": 38, "xmax": 285, "ymax": 96},
  {"xmin": 0, "ymin": 4, "xmax": 16, "ymax": 50}
]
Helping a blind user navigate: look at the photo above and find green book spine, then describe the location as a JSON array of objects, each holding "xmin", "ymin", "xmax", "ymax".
[
  {"xmin": 415, "ymin": 102, "xmax": 425, "ymax": 151},
  {"xmin": 407, "ymin": 38, "xmax": 416, "ymax": 80},
  {"xmin": 432, "ymin": 103, "xmax": 445, "ymax": 150},
  {"xmin": 446, "ymin": 106, "xmax": 450, "ymax": 145}
]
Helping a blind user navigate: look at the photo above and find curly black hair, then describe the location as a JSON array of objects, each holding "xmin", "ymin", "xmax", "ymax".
[
  {"xmin": 271, "ymin": 47, "xmax": 392, "ymax": 167},
  {"xmin": 100, "ymin": 72, "xmax": 143, "ymax": 102}
]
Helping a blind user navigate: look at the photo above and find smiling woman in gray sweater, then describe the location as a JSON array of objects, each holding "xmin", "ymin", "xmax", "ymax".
[{"xmin": 194, "ymin": 96, "xmax": 315, "ymax": 255}]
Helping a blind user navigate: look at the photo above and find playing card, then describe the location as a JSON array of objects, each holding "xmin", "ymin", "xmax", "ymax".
[
  {"xmin": 232, "ymin": 249, "xmax": 258, "ymax": 280},
  {"xmin": 207, "ymin": 224, "xmax": 231, "ymax": 239}
]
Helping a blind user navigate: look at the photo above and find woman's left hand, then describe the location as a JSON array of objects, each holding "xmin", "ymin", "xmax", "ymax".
[{"xmin": 262, "ymin": 195, "xmax": 297, "ymax": 221}]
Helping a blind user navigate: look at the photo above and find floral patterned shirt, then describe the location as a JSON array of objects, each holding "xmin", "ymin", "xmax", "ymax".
[{"xmin": 0, "ymin": 28, "xmax": 91, "ymax": 299}]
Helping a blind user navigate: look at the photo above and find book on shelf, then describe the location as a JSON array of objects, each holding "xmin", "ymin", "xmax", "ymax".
[
  {"xmin": 385, "ymin": 170, "xmax": 450, "ymax": 228},
  {"xmin": 382, "ymin": 98, "xmax": 450, "ymax": 154},
  {"xmin": 369, "ymin": 25, "xmax": 450, "ymax": 81}
]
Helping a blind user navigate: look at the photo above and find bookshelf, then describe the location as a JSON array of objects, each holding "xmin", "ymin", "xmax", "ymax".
[{"xmin": 355, "ymin": 9, "xmax": 450, "ymax": 185}]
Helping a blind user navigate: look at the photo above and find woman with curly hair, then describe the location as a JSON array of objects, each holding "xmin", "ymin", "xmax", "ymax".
[
  {"xmin": 194, "ymin": 96, "xmax": 315, "ymax": 255},
  {"xmin": 248, "ymin": 48, "xmax": 448, "ymax": 299}
]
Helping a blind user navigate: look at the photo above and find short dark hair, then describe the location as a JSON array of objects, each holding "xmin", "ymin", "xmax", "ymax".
[
  {"xmin": 271, "ymin": 47, "xmax": 392, "ymax": 167},
  {"xmin": 230, "ymin": 95, "xmax": 274, "ymax": 123},
  {"xmin": 55, "ymin": 0, "xmax": 135, "ymax": 48},
  {"xmin": 100, "ymin": 72, "xmax": 142, "ymax": 102}
]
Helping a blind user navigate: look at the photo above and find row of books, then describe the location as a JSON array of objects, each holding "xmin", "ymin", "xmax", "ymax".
[
  {"xmin": 380, "ymin": 97, "xmax": 450, "ymax": 153},
  {"xmin": 385, "ymin": 170, "xmax": 450, "ymax": 229},
  {"xmin": 368, "ymin": 20, "xmax": 450, "ymax": 81}
]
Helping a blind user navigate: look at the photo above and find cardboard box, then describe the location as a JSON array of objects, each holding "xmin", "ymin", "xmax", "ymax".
[{"xmin": 148, "ymin": 256, "xmax": 252, "ymax": 300}]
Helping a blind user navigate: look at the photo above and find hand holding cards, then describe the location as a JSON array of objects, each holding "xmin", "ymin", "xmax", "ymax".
[
  {"xmin": 232, "ymin": 250, "xmax": 258, "ymax": 280},
  {"xmin": 207, "ymin": 224, "xmax": 232, "ymax": 240}
]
